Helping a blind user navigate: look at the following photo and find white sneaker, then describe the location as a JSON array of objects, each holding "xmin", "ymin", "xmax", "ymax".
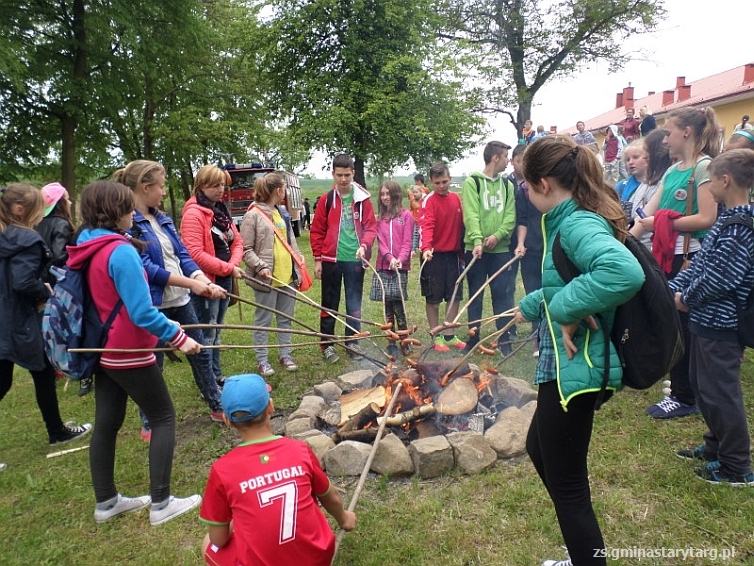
[
  {"xmin": 0, "ymin": 463, "xmax": 6, "ymax": 472},
  {"xmin": 150, "ymin": 494, "xmax": 202, "ymax": 526},
  {"xmin": 94, "ymin": 493, "xmax": 151, "ymax": 523},
  {"xmin": 541, "ymin": 560, "xmax": 572, "ymax": 566}
]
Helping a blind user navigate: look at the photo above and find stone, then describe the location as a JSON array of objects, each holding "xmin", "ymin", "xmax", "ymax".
[
  {"xmin": 408, "ymin": 436, "xmax": 454, "ymax": 479},
  {"xmin": 285, "ymin": 418, "xmax": 316, "ymax": 437},
  {"xmin": 338, "ymin": 369, "xmax": 375, "ymax": 389},
  {"xmin": 288, "ymin": 409, "xmax": 318, "ymax": 422},
  {"xmin": 319, "ymin": 403, "xmax": 342, "ymax": 426},
  {"xmin": 520, "ymin": 400, "xmax": 537, "ymax": 421},
  {"xmin": 488, "ymin": 376, "xmax": 538, "ymax": 409},
  {"xmin": 371, "ymin": 433, "xmax": 414, "ymax": 476},
  {"xmin": 324, "ymin": 440, "xmax": 372, "ymax": 476},
  {"xmin": 301, "ymin": 432, "xmax": 336, "ymax": 468},
  {"xmin": 446, "ymin": 431, "xmax": 498, "ymax": 474},
  {"xmin": 298, "ymin": 395, "xmax": 326, "ymax": 416},
  {"xmin": 484, "ymin": 406, "xmax": 530, "ymax": 458},
  {"xmin": 313, "ymin": 382, "xmax": 342, "ymax": 403},
  {"xmin": 435, "ymin": 377, "xmax": 479, "ymax": 415}
]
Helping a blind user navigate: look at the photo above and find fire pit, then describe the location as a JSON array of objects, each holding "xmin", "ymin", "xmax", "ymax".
[{"xmin": 283, "ymin": 360, "xmax": 538, "ymax": 478}]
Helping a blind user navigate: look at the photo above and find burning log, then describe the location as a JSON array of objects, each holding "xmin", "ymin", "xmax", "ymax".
[
  {"xmin": 337, "ymin": 402, "xmax": 381, "ymax": 434},
  {"xmin": 377, "ymin": 403, "xmax": 436, "ymax": 426},
  {"xmin": 338, "ymin": 387, "xmax": 386, "ymax": 426},
  {"xmin": 435, "ymin": 376, "xmax": 479, "ymax": 415}
]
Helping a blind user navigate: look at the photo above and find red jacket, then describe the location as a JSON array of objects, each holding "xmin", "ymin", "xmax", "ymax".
[
  {"xmin": 181, "ymin": 196, "xmax": 244, "ymax": 282},
  {"xmin": 310, "ymin": 184, "xmax": 377, "ymax": 263}
]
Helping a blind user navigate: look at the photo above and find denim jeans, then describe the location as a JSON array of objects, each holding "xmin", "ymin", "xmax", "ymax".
[
  {"xmin": 192, "ymin": 275, "xmax": 233, "ymax": 378},
  {"xmin": 140, "ymin": 300, "xmax": 222, "ymax": 430},
  {"xmin": 320, "ymin": 261, "xmax": 364, "ymax": 346},
  {"xmin": 464, "ymin": 251, "xmax": 516, "ymax": 348}
]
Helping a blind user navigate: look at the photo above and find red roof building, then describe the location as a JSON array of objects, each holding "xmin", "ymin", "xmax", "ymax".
[{"xmin": 564, "ymin": 62, "xmax": 754, "ymax": 140}]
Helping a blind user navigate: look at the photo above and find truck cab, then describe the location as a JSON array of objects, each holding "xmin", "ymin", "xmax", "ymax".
[{"xmin": 221, "ymin": 163, "xmax": 303, "ymax": 236}]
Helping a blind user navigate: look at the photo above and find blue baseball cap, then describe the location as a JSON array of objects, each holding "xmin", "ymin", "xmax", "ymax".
[{"xmin": 221, "ymin": 374, "xmax": 272, "ymax": 422}]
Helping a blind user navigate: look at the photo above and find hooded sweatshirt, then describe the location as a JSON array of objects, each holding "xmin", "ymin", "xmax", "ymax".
[
  {"xmin": 68, "ymin": 229, "xmax": 188, "ymax": 370},
  {"xmin": 462, "ymin": 173, "xmax": 516, "ymax": 253}
]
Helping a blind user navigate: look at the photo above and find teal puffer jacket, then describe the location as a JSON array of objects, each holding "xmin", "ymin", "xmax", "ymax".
[{"xmin": 519, "ymin": 198, "xmax": 644, "ymax": 409}]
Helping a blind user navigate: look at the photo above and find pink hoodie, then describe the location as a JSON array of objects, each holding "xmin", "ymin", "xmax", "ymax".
[{"xmin": 375, "ymin": 209, "xmax": 414, "ymax": 271}]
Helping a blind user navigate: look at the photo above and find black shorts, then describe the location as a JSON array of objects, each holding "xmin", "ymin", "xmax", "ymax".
[{"xmin": 421, "ymin": 251, "xmax": 463, "ymax": 304}]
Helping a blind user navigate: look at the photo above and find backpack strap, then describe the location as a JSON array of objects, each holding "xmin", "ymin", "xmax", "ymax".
[{"xmin": 86, "ymin": 238, "xmax": 126, "ymax": 338}]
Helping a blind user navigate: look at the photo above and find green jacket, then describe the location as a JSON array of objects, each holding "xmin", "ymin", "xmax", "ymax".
[
  {"xmin": 461, "ymin": 173, "xmax": 516, "ymax": 253},
  {"xmin": 519, "ymin": 198, "xmax": 644, "ymax": 408}
]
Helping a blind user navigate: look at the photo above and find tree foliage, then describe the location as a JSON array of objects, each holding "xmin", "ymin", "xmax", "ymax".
[
  {"xmin": 262, "ymin": 0, "xmax": 483, "ymax": 186},
  {"xmin": 441, "ymin": 0, "xmax": 666, "ymax": 139}
]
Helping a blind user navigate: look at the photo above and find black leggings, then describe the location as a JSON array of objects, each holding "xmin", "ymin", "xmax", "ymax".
[
  {"xmin": 89, "ymin": 364, "xmax": 175, "ymax": 503},
  {"xmin": 526, "ymin": 381, "xmax": 606, "ymax": 566},
  {"xmin": 668, "ymin": 253, "xmax": 696, "ymax": 405},
  {"xmin": 0, "ymin": 358, "xmax": 64, "ymax": 437}
]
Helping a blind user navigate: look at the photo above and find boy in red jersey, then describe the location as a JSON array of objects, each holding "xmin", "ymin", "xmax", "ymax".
[
  {"xmin": 200, "ymin": 374, "xmax": 356, "ymax": 566},
  {"xmin": 418, "ymin": 161, "xmax": 467, "ymax": 351}
]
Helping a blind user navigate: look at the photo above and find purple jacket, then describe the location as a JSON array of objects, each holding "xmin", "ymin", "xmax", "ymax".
[{"xmin": 375, "ymin": 209, "xmax": 414, "ymax": 271}]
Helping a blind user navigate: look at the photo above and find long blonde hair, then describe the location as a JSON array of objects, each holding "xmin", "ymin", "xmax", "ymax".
[
  {"xmin": 112, "ymin": 160, "xmax": 165, "ymax": 192},
  {"xmin": 0, "ymin": 184, "xmax": 45, "ymax": 232}
]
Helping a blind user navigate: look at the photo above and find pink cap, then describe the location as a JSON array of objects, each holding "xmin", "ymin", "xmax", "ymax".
[{"xmin": 41, "ymin": 183, "xmax": 67, "ymax": 217}]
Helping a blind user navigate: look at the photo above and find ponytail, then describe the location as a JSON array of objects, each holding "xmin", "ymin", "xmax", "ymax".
[
  {"xmin": 667, "ymin": 107, "xmax": 720, "ymax": 158},
  {"xmin": 522, "ymin": 136, "xmax": 627, "ymax": 241}
]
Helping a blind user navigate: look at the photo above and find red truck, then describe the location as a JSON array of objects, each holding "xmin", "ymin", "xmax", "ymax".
[{"xmin": 221, "ymin": 163, "xmax": 303, "ymax": 235}]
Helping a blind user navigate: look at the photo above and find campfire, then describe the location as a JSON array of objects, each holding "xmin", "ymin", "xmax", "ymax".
[{"xmin": 283, "ymin": 358, "xmax": 538, "ymax": 477}]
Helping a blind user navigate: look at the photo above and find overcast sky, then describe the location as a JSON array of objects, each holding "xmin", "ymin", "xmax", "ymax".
[{"xmin": 304, "ymin": 0, "xmax": 754, "ymax": 178}]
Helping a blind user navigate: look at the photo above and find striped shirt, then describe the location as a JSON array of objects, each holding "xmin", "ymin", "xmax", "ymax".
[{"xmin": 668, "ymin": 205, "xmax": 754, "ymax": 331}]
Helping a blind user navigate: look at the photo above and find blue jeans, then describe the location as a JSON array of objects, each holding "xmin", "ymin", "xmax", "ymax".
[
  {"xmin": 465, "ymin": 251, "xmax": 516, "ymax": 348},
  {"xmin": 191, "ymin": 275, "xmax": 233, "ymax": 378},
  {"xmin": 140, "ymin": 301, "xmax": 222, "ymax": 430},
  {"xmin": 320, "ymin": 261, "xmax": 364, "ymax": 346}
]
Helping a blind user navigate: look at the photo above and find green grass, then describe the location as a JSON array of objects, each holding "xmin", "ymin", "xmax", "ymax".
[{"xmin": 1, "ymin": 232, "xmax": 753, "ymax": 565}]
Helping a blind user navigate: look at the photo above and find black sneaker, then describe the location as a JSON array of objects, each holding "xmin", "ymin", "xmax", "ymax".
[
  {"xmin": 49, "ymin": 423, "xmax": 93, "ymax": 446},
  {"xmin": 677, "ymin": 444, "xmax": 717, "ymax": 462},
  {"xmin": 386, "ymin": 344, "xmax": 399, "ymax": 359},
  {"xmin": 78, "ymin": 377, "xmax": 93, "ymax": 397}
]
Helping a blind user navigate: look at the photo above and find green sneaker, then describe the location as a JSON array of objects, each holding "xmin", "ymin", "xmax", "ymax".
[
  {"xmin": 433, "ymin": 336, "xmax": 450, "ymax": 352},
  {"xmin": 444, "ymin": 336, "xmax": 467, "ymax": 350}
]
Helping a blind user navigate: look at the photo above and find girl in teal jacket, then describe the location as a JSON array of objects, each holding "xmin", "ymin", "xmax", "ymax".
[{"xmin": 514, "ymin": 136, "xmax": 643, "ymax": 566}]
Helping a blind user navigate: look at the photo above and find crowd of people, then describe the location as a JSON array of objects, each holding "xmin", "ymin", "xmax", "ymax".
[{"xmin": 1, "ymin": 102, "xmax": 753, "ymax": 566}]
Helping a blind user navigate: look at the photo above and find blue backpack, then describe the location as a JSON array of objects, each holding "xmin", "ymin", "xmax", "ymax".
[{"xmin": 42, "ymin": 244, "xmax": 124, "ymax": 380}]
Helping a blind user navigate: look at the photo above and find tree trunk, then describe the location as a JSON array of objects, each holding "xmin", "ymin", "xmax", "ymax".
[
  {"xmin": 60, "ymin": 115, "xmax": 77, "ymax": 197},
  {"xmin": 516, "ymin": 98, "xmax": 532, "ymax": 144},
  {"xmin": 353, "ymin": 155, "xmax": 367, "ymax": 189}
]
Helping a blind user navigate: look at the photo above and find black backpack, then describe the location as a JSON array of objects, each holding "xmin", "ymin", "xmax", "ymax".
[
  {"xmin": 552, "ymin": 231, "xmax": 685, "ymax": 395},
  {"xmin": 717, "ymin": 212, "xmax": 754, "ymax": 348}
]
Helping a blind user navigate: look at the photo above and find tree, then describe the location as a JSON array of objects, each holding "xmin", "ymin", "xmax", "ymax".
[
  {"xmin": 262, "ymin": 0, "xmax": 483, "ymax": 186},
  {"xmin": 441, "ymin": 0, "xmax": 666, "ymax": 140}
]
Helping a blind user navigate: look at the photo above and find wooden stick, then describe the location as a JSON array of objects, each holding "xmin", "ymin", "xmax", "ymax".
[
  {"xmin": 362, "ymin": 257, "xmax": 389, "ymax": 326},
  {"xmin": 445, "ymin": 254, "xmax": 477, "ymax": 317},
  {"xmin": 47, "ymin": 445, "xmax": 89, "ymax": 459},
  {"xmin": 439, "ymin": 316, "xmax": 519, "ymax": 386},
  {"xmin": 451, "ymin": 255, "xmax": 520, "ymax": 325},
  {"xmin": 69, "ymin": 336, "xmax": 369, "ymax": 354},
  {"xmin": 331, "ymin": 382, "xmax": 404, "ymax": 563}
]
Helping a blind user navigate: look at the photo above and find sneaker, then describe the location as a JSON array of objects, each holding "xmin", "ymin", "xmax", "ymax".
[
  {"xmin": 215, "ymin": 376, "xmax": 226, "ymax": 388},
  {"xmin": 444, "ymin": 336, "xmax": 466, "ymax": 350},
  {"xmin": 140, "ymin": 428, "xmax": 152, "ymax": 443},
  {"xmin": 150, "ymin": 494, "xmax": 202, "ymax": 526},
  {"xmin": 498, "ymin": 342, "xmax": 513, "ymax": 356},
  {"xmin": 533, "ymin": 349, "xmax": 540, "ymax": 358},
  {"xmin": 401, "ymin": 343, "xmax": 413, "ymax": 356},
  {"xmin": 78, "ymin": 377, "xmax": 93, "ymax": 397},
  {"xmin": 94, "ymin": 493, "xmax": 151, "ymax": 523},
  {"xmin": 0, "ymin": 463, "xmax": 6, "ymax": 472},
  {"xmin": 279, "ymin": 357, "xmax": 298, "ymax": 372},
  {"xmin": 541, "ymin": 560, "xmax": 572, "ymax": 566},
  {"xmin": 323, "ymin": 345, "xmax": 339, "ymax": 364},
  {"xmin": 257, "ymin": 361, "xmax": 275, "ymax": 377},
  {"xmin": 677, "ymin": 444, "xmax": 717, "ymax": 462},
  {"xmin": 49, "ymin": 423, "xmax": 92, "ymax": 446},
  {"xmin": 210, "ymin": 410, "xmax": 224, "ymax": 423},
  {"xmin": 347, "ymin": 344, "xmax": 365, "ymax": 360},
  {"xmin": 695, "ymin": 461, "xmax": 754, "ymax": 486},
  {"xmin": 646, "ymin": 395, "xmax": 699, "ymax": 419},
  {"xmin": 433, "ymin": 336, "xmax": 450, "ymax": 352}
]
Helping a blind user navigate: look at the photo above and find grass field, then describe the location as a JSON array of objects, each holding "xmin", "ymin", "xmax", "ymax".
[{"xmin": 1, "ymin": 230, "xmax": 753, "ymax": 565}]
